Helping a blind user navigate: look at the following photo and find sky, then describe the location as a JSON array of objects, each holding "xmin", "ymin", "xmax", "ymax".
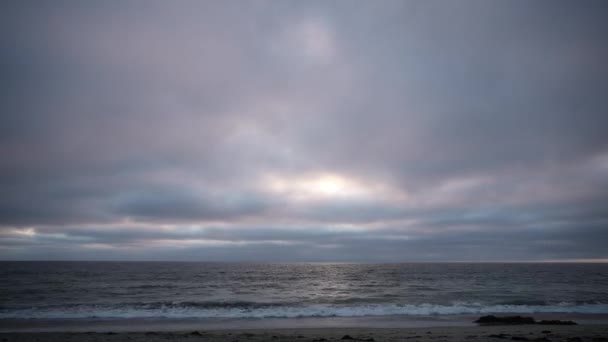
[{"xmin": 1, "ymin": 0, "xmax": 608, "ymax": 262}]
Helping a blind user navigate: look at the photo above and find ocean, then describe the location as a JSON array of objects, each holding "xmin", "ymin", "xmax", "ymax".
[{"xmin": 1, "ymin": 262, "xmax": 608, "ymax": 325}]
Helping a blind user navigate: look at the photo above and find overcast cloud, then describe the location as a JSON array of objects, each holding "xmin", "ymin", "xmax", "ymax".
[{"xmin": 1, "ymin": 0, "xmax": 608, "ymax": 261}]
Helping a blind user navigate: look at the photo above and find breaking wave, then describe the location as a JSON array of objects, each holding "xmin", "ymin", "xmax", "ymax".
[{"xmin": 2, "ymin": 301, "xmax": 608, "ymax": 319}]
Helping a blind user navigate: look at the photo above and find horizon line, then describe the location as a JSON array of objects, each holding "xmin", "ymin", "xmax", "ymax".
[{"xmin": 2, "ymin": 259, "xmax": 607, "ymax": 264}]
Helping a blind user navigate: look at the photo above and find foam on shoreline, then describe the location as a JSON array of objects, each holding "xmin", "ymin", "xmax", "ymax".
[{"xmin": 2, "ymin": 302, "xmax": 608, "ymax": 320}]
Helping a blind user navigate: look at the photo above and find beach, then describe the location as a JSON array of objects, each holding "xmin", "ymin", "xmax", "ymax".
[
  {"xmin": 2, "ymin": 314, "xmax": 608, "ymax": 342},
  {"xmin": 2, "ymin": 324, "xmax": 608, "ymax": 342}
]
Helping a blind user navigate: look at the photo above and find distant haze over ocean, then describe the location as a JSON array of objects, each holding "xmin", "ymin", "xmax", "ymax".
[{"xmin": 1, "ymin": 262, "xmax": 607, "ymax": 320}]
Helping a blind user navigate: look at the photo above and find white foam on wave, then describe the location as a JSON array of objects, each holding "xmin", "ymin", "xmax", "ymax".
[{"xmin": 2, "ymin": 302, "xmax": 608, "ymax": 319}]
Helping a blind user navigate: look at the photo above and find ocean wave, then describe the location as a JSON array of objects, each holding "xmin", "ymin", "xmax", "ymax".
[{"xmin": 1, "ymin": 302, "xmax": 608, "ymax": 319}]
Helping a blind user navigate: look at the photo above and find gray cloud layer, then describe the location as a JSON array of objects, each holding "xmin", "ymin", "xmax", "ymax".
[{"xmin": 1, "ymin": 0, "xmax": 607, "ymax": 261}]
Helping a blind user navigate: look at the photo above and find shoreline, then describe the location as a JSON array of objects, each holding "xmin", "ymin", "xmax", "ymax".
[
  {"xmin": 2, "ymin": 314, "xmax": 608, "ymax": 333},
  {"xmin": 1, "ymin": 324, "xmax": 607, "ymax": 342}
]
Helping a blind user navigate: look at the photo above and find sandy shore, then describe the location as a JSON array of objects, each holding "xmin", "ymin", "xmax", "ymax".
[{"xmin": 1, "ymin": 324, "xmax": 607, "ymax": 342}]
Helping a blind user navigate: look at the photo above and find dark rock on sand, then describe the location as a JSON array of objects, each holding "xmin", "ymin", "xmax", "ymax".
[
  {"xmin": 475, "ymin": 315, "xmax": 578, "ymax": 326},
  {"xmin": 541, "ymin": 331, "xmax": 552, "ymax": 334},
  {"xmin": 511, "ymin": 336, "xmax": 530, "ymax": 341},
  {"xmin": 190, "ymin": 331, "xmax": 203, "ymax": 336},
  {"xmin": 341, "ymin": 335, "xmax": 355, "ymax": 340},
  {"xmin": 476, "ymin": 315, "xmax": 536, "ymax": 325},
  {"xmin": 537, "ymin": 320, "xmax": 578, "ymax": 325}
]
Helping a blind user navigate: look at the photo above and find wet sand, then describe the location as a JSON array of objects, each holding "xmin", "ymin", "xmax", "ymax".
[{"xmin": 1, "ymin": 324, "xmax": 607, "ymax": 342}]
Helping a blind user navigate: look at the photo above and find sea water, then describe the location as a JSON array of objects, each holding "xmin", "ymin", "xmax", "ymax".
[{"xmin": 1, "ymin": 262, "xmax": 607, "ymax": 321}]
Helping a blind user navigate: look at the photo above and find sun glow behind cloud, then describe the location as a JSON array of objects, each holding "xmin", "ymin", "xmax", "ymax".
[{"xmin": 264, "ymin": 173, "xmax": 374, "ymax": 200}]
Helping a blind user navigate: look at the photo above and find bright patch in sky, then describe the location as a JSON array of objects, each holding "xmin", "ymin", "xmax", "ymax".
[
  {"xmin": 313, "ymin": 176, "xmax": 345, "ymax": 195},
  {"xmin": 264, "ymin": 173, "xmax": 370, "ymax": 200}
]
